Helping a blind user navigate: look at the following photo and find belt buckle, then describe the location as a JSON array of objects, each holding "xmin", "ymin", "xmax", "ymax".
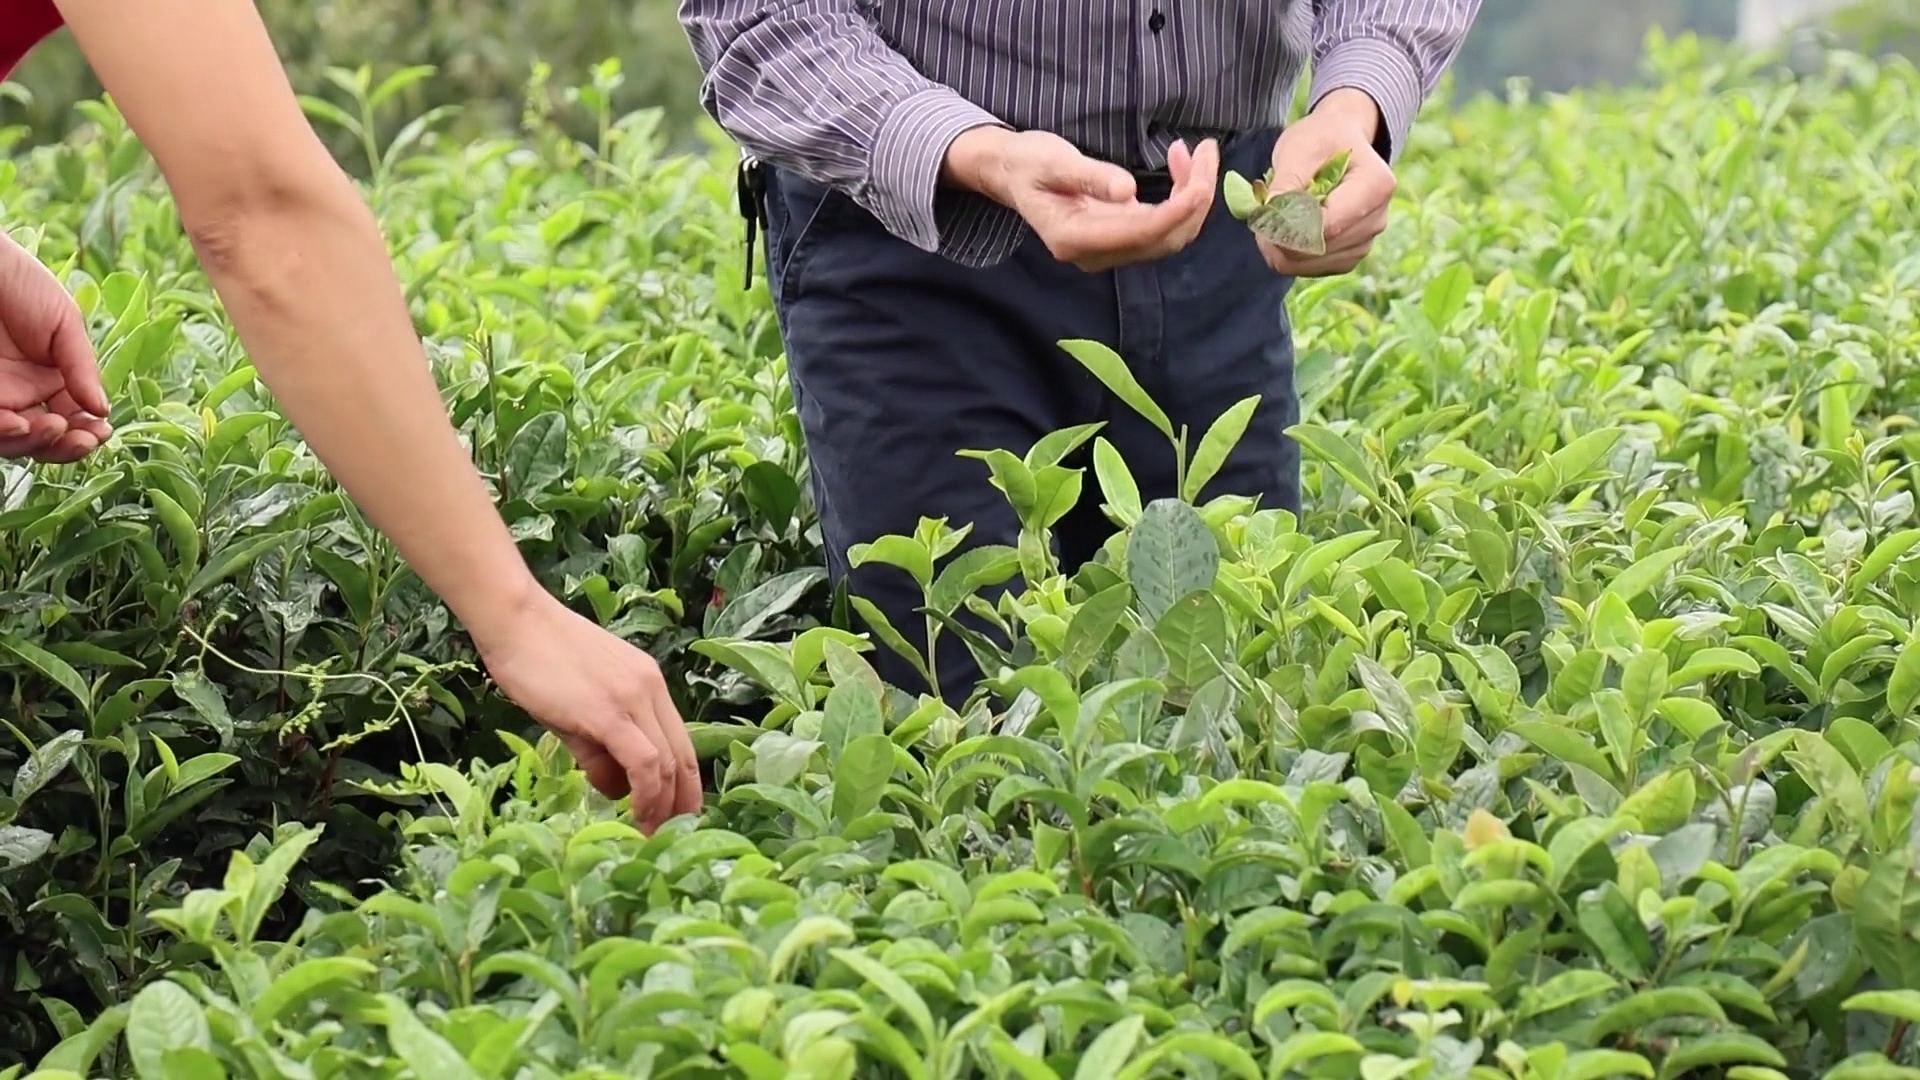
[{"xmin": 1132, "ymin": 168, "xmax": 1174, "ymax": 204}]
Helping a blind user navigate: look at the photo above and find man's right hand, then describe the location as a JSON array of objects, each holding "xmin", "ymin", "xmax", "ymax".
[{"xmin": 944, "ymin": 127, "xmax": 1219, "ymax": 272}]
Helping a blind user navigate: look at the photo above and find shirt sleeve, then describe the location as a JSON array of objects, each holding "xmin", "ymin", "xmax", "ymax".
[
  {"xmin": 679, "ymin": 1, "xmax": 1007, "ymax": 256},
  {"xmin": 1308, "ymin": 0, "xmax": 1484, "ymax": 163}
]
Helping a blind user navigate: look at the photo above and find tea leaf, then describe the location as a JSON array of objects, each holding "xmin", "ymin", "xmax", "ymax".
[
  {"xmin": 125, "ymin": 982, "xmax": 210, "ymax": 1080},
  {"xmin": 1223, "ymin": 170, "xmax": 1260, "ymax": 219},
  {"xmin": 1074, "ymin": 1014, "xmax": 1145, "ymax": 1080},
  {"xmin": 1153, "ymin": 590, "xmax": 1229, "ymax": 689},
  {"xmin": 1840, "ymin": 990, "xmax": 1920, "ymax": 1027},
  {"xmin": 829, "ymin": 947, "xmax": 935, "ymax": 1044},
  {"xmin": 1183, "ymin": 396, "xmax": 1261, "ymax": 502},
  {"xmin": 0, "ymin": 635, "xmax": 92, "ymax": 714},
  {"xmin": 381, "ymin": 994, "xmax": 482, "ymax": 1080},
  {"xmin": 710, "ymin": 567, "xmax": 827, "ymax": 639},
  {"xmin": 249, "ymin": 957, "xmax": 379, "ymax": 1030},
  {"xmin": 1058, "ymin": 340, "xmax": 1173, "ymax": 442},
  {"xmin": 12, "ymin": 730, "xmax": 83, "ymax": 806},
  {"xmin": 831, "ymin": 734, "xmax": 895, "ymax": 824},
  {"xmin": 1853, "ymin": 852, "xmax": 1920, "ymax": 991},
  {"xmin": 0, "ymin": 826, "xmax": 53, "ymax": 869},
  {"xmin": 1126, "ymin": 499, "xmax": 1219, "ymax": 624},
  {"xmin": 1246, "ymin": 190, "xmax": 1326, "ymax": 254},
  {"xmin": 1888, "ymin": 623, "xmax": 1920, "ymax": 717}
]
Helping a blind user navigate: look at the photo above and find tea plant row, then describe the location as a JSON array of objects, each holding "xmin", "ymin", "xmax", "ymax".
[{"xmin": 3, "ymin": 35, "xmax": 1919, "ymax": 1080}]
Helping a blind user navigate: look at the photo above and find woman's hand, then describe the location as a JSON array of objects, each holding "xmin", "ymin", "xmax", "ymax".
[
  {"xmin": 0, "ymin": 233, "xmax": 112, "ymax": 463},
  {"xmin": 473, "ymin": 592, "xmax": 703, "ymax": 834}
]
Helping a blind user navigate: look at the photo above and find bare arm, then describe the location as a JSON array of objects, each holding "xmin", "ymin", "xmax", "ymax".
[
  {"xmin": 53, "ymin": 0, "xmax": 540, "ymax": 647},
  {"xmin": 52, "ymin": 0, "xmax": 703, "ymax": 829}
]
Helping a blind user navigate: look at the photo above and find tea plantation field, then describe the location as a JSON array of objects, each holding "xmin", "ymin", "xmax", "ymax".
[{"xmin": 5, "ymin": 35, "xmax": 1920, "ymax": 1079}]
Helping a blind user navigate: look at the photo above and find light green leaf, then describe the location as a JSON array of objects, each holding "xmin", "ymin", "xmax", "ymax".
[
  {"xmin": 382, "ymin": 995, "xmax": 483, "ymax": 1080},
  {"xmin": 1183, "ymin": 396, "xmax": 1260, "ymax": 502},
  {"xmin": 1126, "ymin": 499, "xmax": 1220, "ymax": 624},
  {"xmin": 830, "ymin": 733, "xmax": 894, "ymax": 824},
  {"xmin": 125, "ymin": 982, "xmax": 210, "ymax": 1080},
  {"xmin": 1058, "ymin": 340, "xmax": 1172, "ymax": 441},
  {"xmin": 1073, "ymin": 1014, "xmax": 1145, "ymax": 1080},
  {"xmin": 0, "ymin": 636, "xmax": 92, "ymax": 714}
]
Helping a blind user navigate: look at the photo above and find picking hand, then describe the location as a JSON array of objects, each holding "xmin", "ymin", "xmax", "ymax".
[
  {"xmin": 949, "ymin": 128, "xmax": 1220, "ymax": 272},
  {"xmin": 1258, "ymin": 89, "xmax": 1397, "ymax": 278},
  {"xmin": 475, "ymin": 592, "xmax": 702, "ymax": 833},
  {"xmin": 0, "ymin": 233, "xmax": 112, "ymax": 463}
]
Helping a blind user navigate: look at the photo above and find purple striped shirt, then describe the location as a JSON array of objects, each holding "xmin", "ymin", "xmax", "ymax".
[{"xmin": 678, "ymin": 0, "xmax": 1481, "ymax": 268}]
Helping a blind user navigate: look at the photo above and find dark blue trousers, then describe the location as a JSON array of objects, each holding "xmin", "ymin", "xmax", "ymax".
[{"xmin": 759, "ymin": 127, "xmax": 1300, "ymax": 704}]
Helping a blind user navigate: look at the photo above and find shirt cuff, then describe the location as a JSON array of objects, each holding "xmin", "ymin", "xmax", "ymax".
[
  {"xmin": 1310, "ymin": 36, "xmax": 1425, "ymax": 163},
  {"xmin": 866, "ymin": 87, "xmax": 1006, "ymax": 254}
]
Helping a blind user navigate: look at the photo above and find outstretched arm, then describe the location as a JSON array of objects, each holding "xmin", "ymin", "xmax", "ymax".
[{"xmin": 52, "ymin": 0, "xmax": 701, "ymax": 832}]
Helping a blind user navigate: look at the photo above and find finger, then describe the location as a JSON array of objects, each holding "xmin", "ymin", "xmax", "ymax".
[
  {"xmin": 0, "ymin": 410, "xmax": 27, "ymax": 438},
  {"xmin": 1173, "ymin": 138, "xmax": 1222, "ymax": 244},
  {"xmin": 1164, "ymin": 139, "xmax": 1216, "ymax": 224},
  {"xmin": 30, "ymin": 430, "xmax": 100, "ymax": 465},
  {"xmin": 1266, "ymin": 131, "xmax": 1334, "ymax": 194},
  {"xmin": 1166, "ymin": 139, "xmax": 1193, "ymax": 182},
  {"xmin": 600, "ymin": 715, "xmax": 671, "ymax": 832},
  {"xmin": 1324, "ymin": 223, "xmax": 1381, "ymax": 263},
  {"xmin": 1039, "ymin": 150, "xmax": 1137, "ymax": 202},
  {"xmin": 0, "ymin": 362, "xmax": 66, "ymax": 411},
  {"xmin": 660, "ymin": 680, "xmax": 706, "ymax": 814},
  {"xmin": 47, "ymin": 310, "xmax": 108, "ymax": 418},
  {"xmin": 1043, "ymin": 147, "xmax": 1220, "ymax": 269},
  {"xmin": 1299, "ymin": 212, "xmax": 1384, "ymax": 274},
  {"xmin": 630, "ymin": 705, "xmax": 682, "ymax": 830},
  {"xmin": 1322, "ymin": 161, "xmax": 1395, "ymax": 244},
  {"xmin": 566, "ymin": 736, "xmax": 633, "ymax": 800},
  {"xmin": 1261, "ymin": 238, "xmax": 1371, "ymax": 278},
  {"xmin": 0, "ymin": 411, "xmax": 67, "ymax": 460},
  {"xmin": 644, "ymin": 671, "xmax": 703, "ymax": 819},
  {"xmin": 45, "ymin": 389, "xmax": 110, "ymax": 435},
  {"xmin": 1050, "ymin": 204, "xmax": 1183, "ymax": 264},
  {"xmin": 616, "ymin": 673, "xmax": 680, "ymax": 832}
]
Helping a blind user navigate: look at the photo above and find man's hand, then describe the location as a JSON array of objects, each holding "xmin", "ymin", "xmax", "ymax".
[
  {"xmin": 0, "ymin": 233, "xmax": 113, "ymax": 463},
  {"xmin": 474, "ymin": 591, "xmax": 703, "ymax": 834},
  {"xmin": 946, "ymin": 127, "xmax": 1220, "ymax": 272},
  {"xmin": 1259, "ymin": 89, "xmax": 1397, "ymax": 278}
]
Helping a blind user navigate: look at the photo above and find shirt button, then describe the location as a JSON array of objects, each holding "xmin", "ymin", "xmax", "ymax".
[{"xmin": 1147, "ymin": 10, "xmax": 1166, "ymax": 32}]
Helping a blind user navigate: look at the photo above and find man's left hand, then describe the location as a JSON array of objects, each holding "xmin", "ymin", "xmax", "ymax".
[{"xmin": 1258, "ymin": 88, "xmax": 1397, "ymax": 278}]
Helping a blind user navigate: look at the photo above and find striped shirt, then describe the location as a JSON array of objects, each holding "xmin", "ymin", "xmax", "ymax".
[{"xmin": 677, "ymin": 0, "xmax": 1483, "ymax": 268}]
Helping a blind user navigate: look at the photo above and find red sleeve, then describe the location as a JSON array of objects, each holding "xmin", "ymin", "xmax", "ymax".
[{"xmin": 0, "ymin": 0, "xmax": 66, "ymax": 83}]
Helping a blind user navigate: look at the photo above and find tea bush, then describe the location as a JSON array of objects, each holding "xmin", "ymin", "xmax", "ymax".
[{"xmin": 5, "ymin": 31, "xmax": 1920, "ymax": 1080}]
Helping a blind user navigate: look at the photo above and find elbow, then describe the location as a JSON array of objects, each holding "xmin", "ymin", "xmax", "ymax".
[{"xmin": 177, "ymin": 163, "xmax": 369, "ymax": 299}]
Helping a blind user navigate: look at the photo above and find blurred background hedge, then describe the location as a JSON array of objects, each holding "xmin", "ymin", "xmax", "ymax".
[{"xmin": 1, "ymin": 0, "xmax": 1915, "ymax": 166}]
